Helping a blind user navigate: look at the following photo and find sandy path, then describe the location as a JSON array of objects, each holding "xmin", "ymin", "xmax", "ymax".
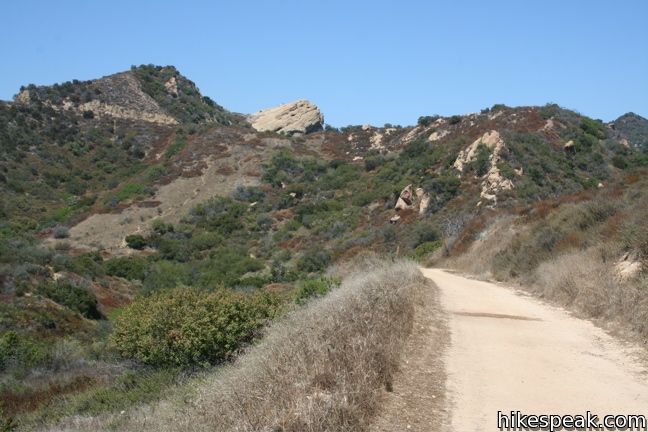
[
  {"xmin": 370, "ymin": 277, "xmax": 449, "ymax": 432},
  {"xmin": 422, "ymin": 268, "xmax": 648, "ymax": 432}
]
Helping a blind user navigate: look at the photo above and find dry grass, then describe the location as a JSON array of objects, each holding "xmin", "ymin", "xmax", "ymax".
[
  {"xmin": 44, "ymin": 258, "xmax": 428, "ymax": 432},
  {"xmin": 441, "ymin": 215, "xmax": 517, "ymax": 276},
  {"xmin": 528, "ymin": 249, "xmax": 648, "ymax": 338}
]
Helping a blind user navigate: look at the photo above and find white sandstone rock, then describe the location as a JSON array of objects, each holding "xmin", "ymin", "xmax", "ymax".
[{"xmin": 249, "ymin": 100, "xmax": 324, "ymax": 135}]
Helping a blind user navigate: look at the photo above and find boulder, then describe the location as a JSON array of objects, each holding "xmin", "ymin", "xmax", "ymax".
[
  {"xmin": 616, "ymin": 251, "xmax": 642, "ymax": 280},
  {"xmin": 164, "ymin": 76, "xmax": 178, "ymax": 96},
  {"xmin": 563, "ymin": 140, "xmax": 575, "ymax": 154},
  {"xmin": 248, "ymin": 100, "xmax": 324, "ymax": 135},
  {"xmin": 14, "ymin": 89, "xmax": 31, "ymax": 104},
  {"xmin": 395, "ymin": 184, "xmax": 414, "ymax": 211},
  {"xmin": 416, "ymin": 187, "xmax": 431, "ymax": 215}
]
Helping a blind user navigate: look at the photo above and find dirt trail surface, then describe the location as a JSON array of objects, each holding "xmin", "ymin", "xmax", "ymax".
[
  {"xmin": 422, "ymin": 268, "xmax": 648, "ymax": 432},
  {"xmin": 370, "ymin": 276, "xmax": 449, "ymax": 432}
]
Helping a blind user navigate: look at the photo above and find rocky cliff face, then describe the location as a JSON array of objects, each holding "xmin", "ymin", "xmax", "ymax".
[{"xmin": 248, "ymin": 100, "xmax": 324, "ymax": 135}]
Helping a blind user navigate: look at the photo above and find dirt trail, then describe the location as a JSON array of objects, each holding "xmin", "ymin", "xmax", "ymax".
[
  {"xmin": 370, "ymin": 275, "xmax": 449, "ymax": 432},
  {"xmin": 422, "ymin": 268, "xmax": 648, "ymax": 432}
]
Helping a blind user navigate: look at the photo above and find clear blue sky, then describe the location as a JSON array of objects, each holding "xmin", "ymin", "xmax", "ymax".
[{"xmin": 1, "ymin": 1, "xmax": 646, "ymax": 126}]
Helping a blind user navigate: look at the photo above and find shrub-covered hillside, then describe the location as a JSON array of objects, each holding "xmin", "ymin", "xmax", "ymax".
[{"xmin": 1, "ymin": 66, "xmax": 647, "ymax": 428}]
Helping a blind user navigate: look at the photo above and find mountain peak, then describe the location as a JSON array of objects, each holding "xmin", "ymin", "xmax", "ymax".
[
  {"xmin": 13, "ymin": 65, "xmax": 240, "ymax": 126},
  {"xmin": 613, "ymin": 112, "xmax": 648, "ymax": 150}
]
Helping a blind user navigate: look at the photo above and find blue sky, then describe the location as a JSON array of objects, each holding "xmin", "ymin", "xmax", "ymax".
[{"xmin": 1, "ymin": 1, "xmax": 646, "ymax": 126}]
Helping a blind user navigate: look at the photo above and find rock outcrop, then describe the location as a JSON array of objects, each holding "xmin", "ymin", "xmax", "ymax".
[
  {"xmin": 453, "ymin": 131, "xmax": 515, "ymax": 206},
  {"xmin": 75, "ymin": 99, "xmax": 178, "ymax": 125},
  {"xmin": 249, "ymin": 100, "xmax": 324, "ymax": 135},
  {"xmin": 615, "ymin": 251, "xmax": 643, "ymax": 280},
  {"xmin": 416, "ymin": 187, "xmax": 431, "ymax": 215},
  {"xmin": 164, "ymin": 76, "xmax": 179, "ymax": 96},
  {"xmin": 393, "ymin": 184, "xmax": 430, "ymax": 216},
  {"xmin": 428, "ymin": 129, "xmax": 449, "ymax": 142},
  {"xmin": 563, "ymin": 140, "xmax": 575, "ymax": 154},
  {"xmin": 453, "ymin": 130, "xmax": 505, "ymax": 173},
  {"xmin": 14, "ymin": 89, "xmax": 31, "ymax": 104},
  {"xmin": 395, "ymin": 184, "xmax": 414, "ymax": 211},
  {"xmin": 480, "ymin": 164, "xmax": 514, "ymax": 203}
]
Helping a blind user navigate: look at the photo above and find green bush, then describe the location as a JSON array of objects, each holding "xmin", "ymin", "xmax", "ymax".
[
  {"xmin": 295, "ymin": 278, "xmax": 339, "ymax": 305},
  {"xmin": 114, "ymin": 183, "xmax": 149, "ymax": 203},
  {"xmin": 411, "ymin": 220, "xmax": 441, "ymax": 248},
  {"xmin": 146, "ymin": 165, "xmax": 166, "ymax": 182},
  {"xmin": 194, "ymin": 248, "xmax": 265, "ymax": 288},
  {"xmin": 473, "ymin": 144, "xmax": 491, "ymax": 176},
  {"xmin": 37, "ymin": 281, "xmax": 101, "ymax": 319},
  {"xmin": 186, "ymin": 197, "xmax": 246, "ymax": 234},
  {"xmin": 152, "ymin": 219, "xmax": 174, "ymax": 235},
  {"xmin": 262, "ymin": 150, "xmax": 304, "ymax": 187},
  {"xmin": 448, "ymin": 115, "xmax": 462, "ymax": 125},
  {"xmin": 66, "ymin": 252, "xmax": 104, "ymax": 279},
  {"xmin": 411, "ymin": 240, "xmax": 443, "ymax": 261},
  {"xmin": 580, "ymin": 118, "xmax": 607, "ymax": 139},
  {"xmin": 364, "ymin": 154, "xmax": 386, "ymax": 171},
  {"xmin": 125, "ymin": 234, "xmax": 147, "ymax": 250},
  {"xmin": 156, "ymin": 238, "xmax": 191, "ymax": 262},
  {"xmin": 0, "ymin": 331, "xmax": 49, "ymax": 370},
  {"xmin": 52, "ymin": 226, "xmax": 69, "ymax": 239},
  {"xmin": 105, "ymin": 256, "xmax": 148, "ymax": 281},
  {"xmin": 141, "ymin": 260, "xmax": 191, "ymax": 293},
  {"xmin": 612, "ymin": 155, "xmax": 628, "ymax": 169},
  {"xmin": 539, "ymin": 104, "xmax": 559, "ymax": 120},
  {"xmin": 189, "ymin": 231, "xmax": 223, "ymax": 251},
  {"xmin": 297, "ymin": 249, "xmax": 331, "ymax": 273},
  {"xmin": 422, "ymin": 174, "xmax": 460, "ymax": 212},
  {"xmin": 112, "ymin": 287, "xmax": 282, "ymax": 366},
  {"xmin": 497, "ymin": 162, "xmax": 517, "ymax": 180},
  {"xmin": 165, "ymin": 134, "xmax": 187, "ymax": 159},
  {"xmin": 417, "ymin": 115, "xmax": 438, "ymax": 127},
  {"xmin": 231, "ymin": 185, "xmax": 265, "ymax": 203}
]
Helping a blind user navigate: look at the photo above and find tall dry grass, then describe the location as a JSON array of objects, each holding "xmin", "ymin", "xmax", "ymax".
[
  {"xmin": 44, "ymin": 258, "xmax": 428, "ymax": 432},
  {"xmin": 528, "ymin": 249, "xmax": 648, "ymax": 338}
]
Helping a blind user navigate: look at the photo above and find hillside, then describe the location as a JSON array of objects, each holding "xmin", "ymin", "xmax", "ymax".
[
  {"xmin": 1, "ymin": 66, "xmax": 647, "ymax": 428},
  {"xmin": 613, "ymin": 112, "xmax": 648, "ymax": 150}
]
